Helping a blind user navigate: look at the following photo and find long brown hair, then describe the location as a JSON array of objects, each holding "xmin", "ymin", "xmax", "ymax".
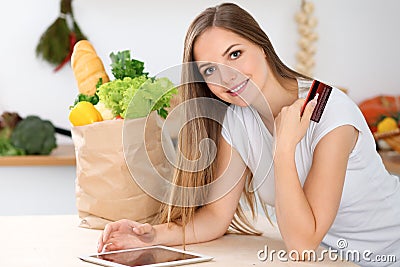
[{"xmin": 154, "ymin": 2, "xmax": 309, "ymax": 241}]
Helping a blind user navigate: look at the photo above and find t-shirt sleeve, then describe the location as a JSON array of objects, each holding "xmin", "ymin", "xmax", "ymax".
[{"xmin": 310, "ymin": 88, "xmax": 368, "ymax": 152}]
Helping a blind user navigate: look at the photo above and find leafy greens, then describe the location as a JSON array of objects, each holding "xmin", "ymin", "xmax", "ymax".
[
  {"xmin": 97, "ymin": 50, "xmax": 178, "ymax": 119},
  {"xmin": 110, "ymin": 50, "xmax": 148, "ymax": 80}
]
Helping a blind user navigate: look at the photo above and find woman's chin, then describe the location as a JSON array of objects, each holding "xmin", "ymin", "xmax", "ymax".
[{"xmin": 235, "ymin": 101, "xmax": 250, "ymax": 107}]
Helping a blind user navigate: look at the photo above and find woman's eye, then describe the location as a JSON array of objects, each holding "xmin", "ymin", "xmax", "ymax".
[
  {"xmin": 204, "ymin": 66, "xmax": 216, "ymax": 76},
  {"xmin": 230, "ymin": 50, "xmax": 241, "ymax": 59}
]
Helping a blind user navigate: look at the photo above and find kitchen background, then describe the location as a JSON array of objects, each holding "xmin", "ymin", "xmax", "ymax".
[{"xmin": 0, "ymin": 0, "xmax": 399, "ymax": 145}]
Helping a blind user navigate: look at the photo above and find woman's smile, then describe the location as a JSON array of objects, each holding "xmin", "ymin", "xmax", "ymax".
[{"xmin": 227, "ymin": 78, "xmax": 249, "ymax": 96}]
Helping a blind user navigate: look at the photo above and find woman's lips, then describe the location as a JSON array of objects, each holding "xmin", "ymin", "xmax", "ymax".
[{"xmin": 227, "ymin": 79, "xmax": 249, "ymax": 96}]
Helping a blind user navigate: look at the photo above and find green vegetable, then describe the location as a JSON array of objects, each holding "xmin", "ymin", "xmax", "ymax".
[
  {"xmin": 97, "ymin": 76, "xmax": 177, "ymax": 119},
  {"xmin": 97, "ymin": 76, "xmax": 148, "ymax": 117},
  {"xmin": 35, "ymin": 0, "xmax": 87, "ymax": 70},
  {"xmin": 110, "ymin": 50, "xmax": 148, "ymax": 80},
  {"xmin": 73, "ymin": 93, "xmax": 99, "ymax": 107},
  {"xmin": 97, "ymin": 50, "xmax": 177, "ymax": 119},
  {"xmin": 10, "ymin": 115, "xmax": 57, "ymax": 155},
  {"xmin": 69, "ymin": 78, "xmax": 104, "ymax": 109},
  {"xmin": 0, "ymin": 112, "xmax": 22, "ymax": 139},
  {"xmin": 0, "ymin": 112, "xmax": 26, "ymax": 156},
  {"xmin": 96, "ymin": 77, "xmax": 104, "ymax": 89},
  {"xmin": 0, "ymin": 138, "xmax": 25, "ymax": 156},
  {"xmin": 124, "ymin": 77, "xmax": 178, "ymax": 119}
]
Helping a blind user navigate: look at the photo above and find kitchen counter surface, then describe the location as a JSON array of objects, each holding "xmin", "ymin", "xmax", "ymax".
[{"xmin": 0, "ymin": 214, "xmax": 359, "ymax": 267}]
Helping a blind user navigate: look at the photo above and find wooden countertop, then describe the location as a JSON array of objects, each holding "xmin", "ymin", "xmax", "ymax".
[
  {"xmin": 0, "ymin": 142, "xmax": 399, "ymax": 174},
  {"xmin": 0, "ymin": 214, "xmax": 358, "ymax": 267},
  {"xmin": 0, "ymin": 144, "xmax": 76, "ymax": 166}
]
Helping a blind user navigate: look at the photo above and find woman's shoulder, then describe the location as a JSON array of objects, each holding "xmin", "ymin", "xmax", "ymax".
[
  {"xmin": 319, "ymin": 87, "xmax": 365, "ymax": 124},
  {"xmin": 307, "ymin": 87, "xmax": 372, "ymax": 151}
]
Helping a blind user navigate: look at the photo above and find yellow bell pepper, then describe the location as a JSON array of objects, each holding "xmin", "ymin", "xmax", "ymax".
[
  {"xmin": 69, "ymin": 101, "xmax": 103, "ymax": 126},
  {"xmin": 377, "ymin": 117, "xmax": 398, "ymax": 133}
]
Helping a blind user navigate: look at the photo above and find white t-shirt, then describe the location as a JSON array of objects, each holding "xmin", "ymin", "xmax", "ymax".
[{"xmin": 221, "ymin": 80, "xmax": 400, "ymax": 266}]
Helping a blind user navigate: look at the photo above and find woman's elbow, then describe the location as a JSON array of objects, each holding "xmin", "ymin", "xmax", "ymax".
[
  {"xmin": 284, "ymin": 238, "xmax": 321, "ymax": 260},
  {"xmin": 214, "ymin": 220, "xmax": 231, "ymax": 239}
]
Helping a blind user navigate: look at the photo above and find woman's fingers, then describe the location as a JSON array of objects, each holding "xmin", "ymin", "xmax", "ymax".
[
  {"xmin": 98, "ymin": 220, "xmax": 155, "ymax": 252},
  {"xmin": 301, "ymin": 98, "xmax": 317, "ymax": 121},
  {"xmin": 300, "ymin": 98, "xmax": 317, "ymax": 132},
  {"xmin": 132, "ymin": 223, "xmax": 155, "ymax": 243},
  {"xmin": 102, "ymin": 222, "xmax": 118, "ymax": 243},
  {"xmin": 275, "ymin": 98, "xmax": 318, "ymax": 149},
  {"xmin": 97, "ymin": 235, "xmax": 104, "ymax": 253},
  {"xmin": 102, "ymin": 241, "xmax": 118, "ymax": 252},
  {"xmin": 98, "ymin": 225, "xmax": 114, "ymax": 252},
  {"xmin": 98, "ymin": 220, "xmax": 143, "ymax": 252},
  {"xmin": 98, "ymin": 223, "xmax": 116, "ymax": 252},
  {"xmin": 132, "ymin": 223, "xmax": 153, "ymax": 235}
]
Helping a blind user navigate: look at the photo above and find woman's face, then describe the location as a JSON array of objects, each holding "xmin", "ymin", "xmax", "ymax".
[{"xmin": 193, "ymin": 27, "xmax": 270, "ymax": 107}]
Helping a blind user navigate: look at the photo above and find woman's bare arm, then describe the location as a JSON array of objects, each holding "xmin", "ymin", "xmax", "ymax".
[
  {"xmin": 275, "ymin": 123, "xmax": 357, "ymax": 252},
  {"xmin": 153, "ymin": 134, "xmax": 249, "ymax": 246},
  {"xmin": 99, "ymin": 135, "xmax": 249, "ymax": 251}
]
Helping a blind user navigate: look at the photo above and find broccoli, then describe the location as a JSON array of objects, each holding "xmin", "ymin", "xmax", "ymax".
[{"xmin": 10, "ymin": 115, "xmax": 57, "ymax": 155}]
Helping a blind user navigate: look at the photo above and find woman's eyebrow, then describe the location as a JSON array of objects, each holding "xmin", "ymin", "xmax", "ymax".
[
  {"xmin": 198, "ymin": 62, "xmax": 211, "ymax": 70},
  {"xmin": 222, "ymin": 44, "xmax": 240, "ymax": 57},
  {"xmin": 197, "ymin": 43, "xmax": 241, "ymax": 69}
]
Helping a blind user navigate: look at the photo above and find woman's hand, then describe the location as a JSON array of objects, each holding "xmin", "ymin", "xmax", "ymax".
[
  {"xmin": 275, "ymin": 98, "xmax": 316, "ymax": 152},
  {"xmin": 97, "ymin": 219, "xmax": 156, "ymax": 253}
]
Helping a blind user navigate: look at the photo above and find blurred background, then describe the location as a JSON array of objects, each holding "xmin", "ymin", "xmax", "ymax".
[
  {"xmin": 0, "ymin": 0, "xmax": 399, "ymax": 217},
  {"xmin": 0, "ymin": 0, "xmax": 399, "ymax": 144}
]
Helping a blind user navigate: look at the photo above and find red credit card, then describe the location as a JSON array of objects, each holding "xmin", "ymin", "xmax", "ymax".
[{"xmin": 300, "ymin": 80, "xmax": 332, "ymax": 123}]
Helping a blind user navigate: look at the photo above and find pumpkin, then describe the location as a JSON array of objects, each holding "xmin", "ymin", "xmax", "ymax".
[{"xmin": 358, "ymin": 95, "xmax": 400, "ymax": 132}]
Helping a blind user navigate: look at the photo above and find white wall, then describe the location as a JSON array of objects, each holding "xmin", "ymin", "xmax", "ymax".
[{"xmin": 0, "ymin": 0, "xmax": 399, "ymax": 144}]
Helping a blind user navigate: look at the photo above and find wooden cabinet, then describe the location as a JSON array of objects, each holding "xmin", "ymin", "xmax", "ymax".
[{"xmin": 0, "ymin": 144, "xmax": 77, "ymax": 216}]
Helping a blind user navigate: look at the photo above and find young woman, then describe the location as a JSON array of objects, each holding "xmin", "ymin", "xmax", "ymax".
[{"xmin": 98, "ymin": 3, "xmax": 400, "ymax": 266}]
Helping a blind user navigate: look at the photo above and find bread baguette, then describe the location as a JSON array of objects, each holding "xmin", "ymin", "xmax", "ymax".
[{"xmin": 71, "ymin": 40, "xmax": 109, "ymax": 96}]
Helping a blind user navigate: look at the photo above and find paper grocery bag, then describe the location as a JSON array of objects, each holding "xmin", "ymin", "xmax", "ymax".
[{"xmin": 71, "ymin": 112, "xmax": 175, "ymax": 229}]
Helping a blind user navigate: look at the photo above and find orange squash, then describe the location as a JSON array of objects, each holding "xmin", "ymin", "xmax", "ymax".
[{"xmin": 358, "ymin": 95, "xmax": 399, "ymax": 132}]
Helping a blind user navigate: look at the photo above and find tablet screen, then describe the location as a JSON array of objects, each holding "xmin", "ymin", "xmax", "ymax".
[{"xmin": 90, "ymin": 247, "xmax": 200, "ymax": 267}]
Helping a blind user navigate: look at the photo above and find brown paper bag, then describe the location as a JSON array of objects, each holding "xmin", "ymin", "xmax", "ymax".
[{"xmin": 71, "ymin": 112, "xmax": 175, "ymax": 229}]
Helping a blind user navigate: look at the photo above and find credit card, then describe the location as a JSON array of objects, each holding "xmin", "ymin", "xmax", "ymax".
[{"xmin": 300, "ymin": 80, "xmax": 332, "ymax": 123}]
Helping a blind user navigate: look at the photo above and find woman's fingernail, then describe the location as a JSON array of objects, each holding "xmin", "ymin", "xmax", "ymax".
[
  {"xmin": 102, "ymin": 243, "xmax": 109, "ymax": 253},
  {"xmin": 310, "ymin": 99, "xmax": 317, "ymax": 107}
]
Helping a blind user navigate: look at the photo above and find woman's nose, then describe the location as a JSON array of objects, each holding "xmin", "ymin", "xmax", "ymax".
[{"xmin": 220, "ymin": 65, "xmax": 237, "ymax": 85}]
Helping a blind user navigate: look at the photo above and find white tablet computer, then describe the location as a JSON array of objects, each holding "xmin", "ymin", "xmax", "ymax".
[{"xmin": 79, "ymin": 245, "xmax": 214, "ymax": 267}]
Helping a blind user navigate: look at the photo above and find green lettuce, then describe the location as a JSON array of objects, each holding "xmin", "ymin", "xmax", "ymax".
[{"xmin": 97, "ymin": 76, "xmax": 177, "ymax": 119}]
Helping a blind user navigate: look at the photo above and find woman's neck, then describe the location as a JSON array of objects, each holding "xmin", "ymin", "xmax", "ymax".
[{"xmin": 252, "ymin": 76, "xmax": 298, "ymax": 119}]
